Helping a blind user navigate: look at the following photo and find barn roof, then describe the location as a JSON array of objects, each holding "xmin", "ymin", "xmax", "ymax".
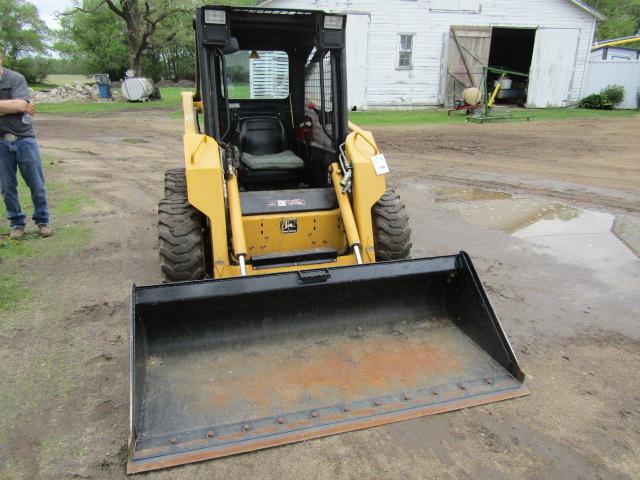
[
  {"xmin": 569, "ymin": 0, "xmax": 606, "ymax": 21},
  {"xmin": 259, "ymin": 0, "xmax": 606, "ymax": 21}
]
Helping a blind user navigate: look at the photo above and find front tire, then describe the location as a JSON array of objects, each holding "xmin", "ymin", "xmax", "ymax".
[
  {"xmin": 164, "ymin": 168, "xmax": 187, "ymax": 198},
  {"xmin": 158, "ymin": 197, "xmax": 206, "ymax": 282},
  {"xmin": 372, "ymin": 190, "xmax": 412, "ymax": 260}
]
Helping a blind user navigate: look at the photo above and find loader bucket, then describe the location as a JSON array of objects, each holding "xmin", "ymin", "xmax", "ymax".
[{"xmin": 128, "ymin": 252, "xmax": 528, "ymax": 473}]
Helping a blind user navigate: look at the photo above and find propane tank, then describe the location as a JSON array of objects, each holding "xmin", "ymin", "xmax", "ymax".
[
  {"xmin": 462, "ymin": 87, "xmax": 483, "ymax": 106},
  {"xmin": 121, "ymin": 76, "xmax": 154, "ymax": 102}
]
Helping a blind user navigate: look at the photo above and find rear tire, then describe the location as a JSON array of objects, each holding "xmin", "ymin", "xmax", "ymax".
[
  {"xmin": 372, "ymin": 190, "xmax": 412, "ymax": 260},
  {"xmin": 158, "ymin": 197, "xmax": 206, "ymax": 282},
  {"xmin": 164, "ymin": 168, "xmax": 187, "ymax": 198}
]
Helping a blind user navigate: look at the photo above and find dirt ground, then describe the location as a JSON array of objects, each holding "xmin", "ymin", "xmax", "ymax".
[{"xmin": 1, "ymin": 111, "xmax": 639, "ymax": 479}]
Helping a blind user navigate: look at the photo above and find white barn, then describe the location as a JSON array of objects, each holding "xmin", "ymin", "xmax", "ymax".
[{"xmin": 260, "ymin": 0, "xmax": 604, "ymax": 109}]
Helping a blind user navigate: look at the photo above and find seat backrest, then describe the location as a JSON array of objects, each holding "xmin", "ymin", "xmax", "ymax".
[{"xmin": 240, "ymin": 117, "xmax": 286, "ymax": 156}]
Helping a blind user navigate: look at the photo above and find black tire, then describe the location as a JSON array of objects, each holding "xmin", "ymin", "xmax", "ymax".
[
  {"xmin": 164, "ymin": 168, "xmax": 187, "ymax": 198},
  {"xmin": 372, "ymin": 190, "xmax": 412, "ymax": 260},
  {"xmin": 158, "ymin": 197, "xmax": 206, "ymax": 282}
]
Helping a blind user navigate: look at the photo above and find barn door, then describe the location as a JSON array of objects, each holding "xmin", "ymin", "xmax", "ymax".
[
  {"xmin": 345, "ymin": 13, "xmax": 370, "ymax": 110},
  {"xmin": 527, "ymin": 29, "xmax": 580, "ymax": 107},
  {"xmin": 444, "ymin": 26, "xmax": 492, "ymax": 105}
]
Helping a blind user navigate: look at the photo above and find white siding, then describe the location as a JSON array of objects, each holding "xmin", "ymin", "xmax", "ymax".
[
  {"xmin": 250, "ymin": 51, "xmax": 290, "ymax": 99},
  {"xmin": 345, "ymin": 13, "xmax": 370, "ymax": 110},
  {"xmin": 263, "ymin": 0, "xmax": 598, "ymax": 108},
  {"xmin": 591, "ymin": 47, "xmax": 640, "ymax": 62},
  {"xmin": 583, "ymin": 61, "xmax": 640, "ymax": 109}
]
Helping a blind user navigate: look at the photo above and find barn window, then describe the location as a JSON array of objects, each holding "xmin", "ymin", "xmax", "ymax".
[{"xmin": 398, "ymin": 34, "xmax": 414, "ymax": 69}]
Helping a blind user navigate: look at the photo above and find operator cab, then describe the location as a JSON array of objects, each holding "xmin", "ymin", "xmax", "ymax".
[{"xmin": 193, "ymin": 6, "xmax": 348, "ymax": 190}]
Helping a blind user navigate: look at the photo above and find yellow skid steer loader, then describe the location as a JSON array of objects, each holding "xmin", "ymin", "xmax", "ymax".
[{"xmin": 127, "ymin": 6, "xmax": 528, "ymax": 474}]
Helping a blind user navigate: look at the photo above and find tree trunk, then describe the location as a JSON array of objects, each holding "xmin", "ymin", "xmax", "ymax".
[{"xmin": 131, "ymin": 52, "xmax": 144, "ymax": 76}]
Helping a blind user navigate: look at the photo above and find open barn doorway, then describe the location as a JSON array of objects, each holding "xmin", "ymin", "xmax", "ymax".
[
  {"xmin": 443, "ymin": 26, "xmax": 536, "ymax": 107},
  {"xmin": 486, "ymin": 28, "xmax": 536, "ymax": 106}
]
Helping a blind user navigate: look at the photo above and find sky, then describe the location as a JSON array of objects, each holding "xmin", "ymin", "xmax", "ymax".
[{"xmin": 33, "ymin": 0, "xmax": 75, "ymax": 30}]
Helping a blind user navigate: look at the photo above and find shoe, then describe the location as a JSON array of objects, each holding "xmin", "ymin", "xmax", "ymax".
[
  {"xmin": 37, "ymin": 224, "xmax": 54, "ymax": 237},
  {"xmin": 9, "ymin": 227, "xmax": 25, "ymax": 240}
]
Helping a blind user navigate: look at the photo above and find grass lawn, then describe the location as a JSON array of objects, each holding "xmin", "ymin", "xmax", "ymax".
[
  {"xmin": 34, "ymin": 85, "xmax": 251, "ymax": 115},
  {"xmin": 0, "ymin": 157, "xmax": 93, "ymax": 313},
  {"xmin": 350, "ymin": 107, "xmax": 639, "ymax": 126},
  {"xmin": 35, "ymin": 87, "xmax": 192, "ymax": 114},
  {"xmin": 45, "ymin": 74, "xmax": 93, "ymax": 86},
  {"xmin": 30, "ymin": 83, "xmax": 59, "ymax": 91},
  {"xmin": 32, "ymin": 85, "xmax": 638, "ymax": 125}
]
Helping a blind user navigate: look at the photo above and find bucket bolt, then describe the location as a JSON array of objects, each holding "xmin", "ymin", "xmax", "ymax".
[
  {"xmin": 276, "ymin": 417, "xmax": 287, "ymax": 425},
  {"xmin": 207, "ymin": 431, "xmax": 215, "ymax": 438},
  {"xmin": 311, "ymin": 411, "xmax": 319, "ymax": 418},
  {"xmin": 402, "ymin": 393, "xmax": 411, "ymax": 401},
  {"xmin": 243, "ymin": 424, "xmax": 251, "ymax": 431},
  {"xmin": 373, "ymin": 400, "xmax": 381, "ymax": 407},
  {"xmin": 342, "ymin": 406, "xmax": 350, "ymax": 413},
  {"xmin": 169, "ymin": 437, "xmax": 177, "ymax": 445}
]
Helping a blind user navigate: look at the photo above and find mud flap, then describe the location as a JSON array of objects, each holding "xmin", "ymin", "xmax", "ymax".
[{"xmin": 128, "ymin": 252, "xmax": 528, "ymax": 473}]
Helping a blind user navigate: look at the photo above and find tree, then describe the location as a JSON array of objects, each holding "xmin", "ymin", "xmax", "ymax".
[
  {"xmin": 588, "ymin": 0, "xmax": 640, "ymax": 44},
  {"xmin": 61, "ymin": 0, "xmax": 189, "ymax": 76},
  {"xmin": 56, "ymin": 1, "xmax": 130, "ymax": 79},
  {"xmin": 0, "ymin": 0, "xmax": 49, "ymax": 62}
]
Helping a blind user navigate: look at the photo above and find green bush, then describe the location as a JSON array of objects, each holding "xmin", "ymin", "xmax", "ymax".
[
  {"xmin": 601, "ymin": 84, "xmax": 625, "ymax": 107},
  {"xmin": 227, "ymin": 65, "xmax": 249, "ymax": 83},
  {"xmin": 579, "ymin": 93, "xmax": 614, "ymax": 110},
  {"xmin": 12, "ymin": 57, "xmax": 52, "ymax": 84}
]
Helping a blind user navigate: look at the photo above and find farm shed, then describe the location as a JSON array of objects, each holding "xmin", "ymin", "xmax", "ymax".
[
  {"xmin": 590, "ymin": 46, "xmax": 640, "ymax": 62},
  {"xmin": 259, "ymin": 0, "xmax": 604, "ymax": 109},
  {"xmin": 583, "ymin": 45, "xmax": 640, "ymax": 109}
]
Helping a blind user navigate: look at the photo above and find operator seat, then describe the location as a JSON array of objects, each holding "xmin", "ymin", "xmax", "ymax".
[{"xmin": 238, "ymin": 117, "xmax": 304, "ymax": 185}]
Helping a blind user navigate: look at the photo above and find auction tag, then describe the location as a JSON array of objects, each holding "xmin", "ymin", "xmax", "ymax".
[{"xmin": 371, "ymin": 153, "xmax": 390, "ymax": 175}]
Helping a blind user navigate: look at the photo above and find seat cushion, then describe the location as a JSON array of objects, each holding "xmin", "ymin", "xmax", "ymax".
[{"xmin": 241, "ymin": 150, "xmax": 305, "ymax": 170}]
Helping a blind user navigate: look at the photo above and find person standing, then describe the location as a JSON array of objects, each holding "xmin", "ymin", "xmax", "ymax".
[{"xmin": 0, "ymin": 53, "xmax": 52, "ymax": 240}]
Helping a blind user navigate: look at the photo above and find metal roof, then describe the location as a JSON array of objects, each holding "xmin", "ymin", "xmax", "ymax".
[
  {"xmin": 568, "ymin": 0, "xmax": 606, "ymax": 21},
  {"xmin": 259, "ymin": 0, "xmax": 606, "ymax": 21}
]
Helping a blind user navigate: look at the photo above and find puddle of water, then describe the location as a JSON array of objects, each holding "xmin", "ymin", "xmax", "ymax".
[
  {"xmin": 513, "ymin": 209, "xmax": 639, "ymax": 289},
  {"xmin": 435, "ymin": 186, "xmax": 640, "ymax": 289}
]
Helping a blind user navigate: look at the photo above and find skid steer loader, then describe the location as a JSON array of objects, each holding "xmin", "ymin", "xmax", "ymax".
[{"xmin": 128, "ymin": 6, "xmax": 528, "ymax": 473}]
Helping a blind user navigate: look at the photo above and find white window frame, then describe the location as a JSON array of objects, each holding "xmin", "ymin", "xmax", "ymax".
[{"xmin": 397, "ymin": 33, "xmax": 415, "ymax": 70}]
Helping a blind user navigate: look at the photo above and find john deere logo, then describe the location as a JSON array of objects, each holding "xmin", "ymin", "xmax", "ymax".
[{"xmin": 280, "ymin": 219, "xmax": 298, "ymax": 234}]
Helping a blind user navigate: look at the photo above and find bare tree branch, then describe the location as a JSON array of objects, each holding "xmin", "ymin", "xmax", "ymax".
[
  {"xmin": 104, "ymin": 0, "xmax": 125, "ymax": 20},
  {"xmin": 56, "ymin": 2, "xmax": 106, "ymax": 17}
]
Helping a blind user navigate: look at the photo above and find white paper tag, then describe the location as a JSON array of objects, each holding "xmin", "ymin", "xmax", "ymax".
[{"xmin": 371, "ymin": 153, "xmax": 390, "ymax": 175}]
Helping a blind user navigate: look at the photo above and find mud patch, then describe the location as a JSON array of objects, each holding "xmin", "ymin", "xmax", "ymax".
[{"xmin": 435, "ymin": 186, "xmax": 640, "ymax": 291}]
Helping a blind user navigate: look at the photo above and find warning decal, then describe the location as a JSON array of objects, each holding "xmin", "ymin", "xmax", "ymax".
[{"xmin": 267, "ymin": 198, "xmax": 306, "ymax": 208}]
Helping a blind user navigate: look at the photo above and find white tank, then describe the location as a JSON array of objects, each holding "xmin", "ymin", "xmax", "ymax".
[
  {"xmin": 121, "ymin": 77, "xmax": 154, "ymax": 102},
  {"xmin": 462, "ymin": 87, "xmax": 483, "ymax": 106},
  {"xmin": 500, "ymin": 77, "xmax": 513, "ymax": 90}
]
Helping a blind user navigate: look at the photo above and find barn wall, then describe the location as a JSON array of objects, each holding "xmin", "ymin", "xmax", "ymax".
[{"xmin": 262, "ymin": 0, "xmax": 598, "ymax": 108}]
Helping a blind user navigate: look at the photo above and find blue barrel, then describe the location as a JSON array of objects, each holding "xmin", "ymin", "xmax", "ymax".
[{"xmin": 98, "ymin": 84, "xmax": 111, "ymax": 99}]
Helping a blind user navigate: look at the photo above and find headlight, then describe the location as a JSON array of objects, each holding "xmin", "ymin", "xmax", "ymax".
[
  {"xmin": 204, "ymin": 9, "xmax": 226, "ymax": 25},
  {"xmin": 324, "ymin": 15, "xmax": 344, "ymax": 30}
]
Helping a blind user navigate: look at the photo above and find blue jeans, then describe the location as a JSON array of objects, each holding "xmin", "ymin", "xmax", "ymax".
[{"xmin": 0, "ymin": 136, "xmax": 49, "ymax": 228}]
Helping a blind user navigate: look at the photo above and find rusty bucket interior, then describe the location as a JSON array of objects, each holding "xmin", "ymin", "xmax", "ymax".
[{"xmin": 128, "ymin": 252, "xmax": 528, "ymax": 473}]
